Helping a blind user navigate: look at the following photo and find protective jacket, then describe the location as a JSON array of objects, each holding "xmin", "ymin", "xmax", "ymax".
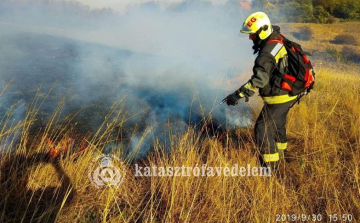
[{"xmin": 240, "ymin": 26, "xmax": 298, "ymax": 104}]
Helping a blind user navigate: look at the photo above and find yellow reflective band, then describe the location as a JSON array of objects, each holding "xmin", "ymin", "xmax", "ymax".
[
  {"xmin": 274, "ymin": 46, "xmax": 287, "ymax": 63},
  {"xmin": 244, "ymin": 82, "xmax": 257, "ymax": 91},
  {"xmin": 276, "ymin": 142, "xmax": 287, "ymax": 150},
  {"xmin": 263, "ymin": 153, "xmax": 280, "ymax": 162},
  {"xmin": 262, "ymin": 94, "xmax": 297, "ymax": 104}
]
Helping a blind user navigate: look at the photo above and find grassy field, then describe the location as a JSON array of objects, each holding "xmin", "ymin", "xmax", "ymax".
[
  {"xmin": 1, "ymin": 22, "xmax": 360, "ymax": 222},
  {"xmin": 280, "ymin": 22, "xmax": 360, "ymax": 64}
]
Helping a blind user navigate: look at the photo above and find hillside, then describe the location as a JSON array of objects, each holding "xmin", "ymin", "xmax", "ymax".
[{"xmin": 280, "ymin": 22, "xmax": 360, "ymax": 64}]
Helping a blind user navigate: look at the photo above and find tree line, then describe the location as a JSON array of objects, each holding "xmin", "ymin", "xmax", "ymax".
[{"xmin": 251, "ymin": 0, "xmax": 360, "ymax": 23}]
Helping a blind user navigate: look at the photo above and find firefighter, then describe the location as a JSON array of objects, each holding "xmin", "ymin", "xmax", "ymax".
[{"xmin": 225, "ymin": 12, "xmax": 296, "ymax": 171}]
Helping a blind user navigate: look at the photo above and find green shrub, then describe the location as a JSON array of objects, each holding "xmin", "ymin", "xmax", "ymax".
[
  {"xmin": 314, "ymin": 6, "xmax": 330, "ymax": 23},
  {"xmin": 333, "ymin": 0, "xmax": 360, "ymax": 20}
]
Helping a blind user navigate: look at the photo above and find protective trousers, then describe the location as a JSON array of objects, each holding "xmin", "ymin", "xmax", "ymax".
[{"xmin": 254, "ymin": 100, "xmax": 295, "ymax": 166}]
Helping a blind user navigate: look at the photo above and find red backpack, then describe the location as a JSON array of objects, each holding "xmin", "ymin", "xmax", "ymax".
[{"xmin": 268, "ymin": 34, "xmax": 315, "ymax": 96}]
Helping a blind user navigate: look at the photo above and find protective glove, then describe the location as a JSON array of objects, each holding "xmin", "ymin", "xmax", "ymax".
[{"xmin": 225, "ymin": 91, "xmax": 242, "ymax": 106}]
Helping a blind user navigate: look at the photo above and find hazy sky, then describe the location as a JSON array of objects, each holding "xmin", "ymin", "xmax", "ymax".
[{"xmin": 74, "ymin": 0, "xmax": 245, "ymax": 12}]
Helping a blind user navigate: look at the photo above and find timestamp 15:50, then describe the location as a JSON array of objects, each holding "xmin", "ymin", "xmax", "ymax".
[
  {"xmin": 328, "ymin": 214, "xmax": 353, "ymax": 222},
  {"xmin": 275, "ymin": 214, "xmax": 353, "ymax": 222}
]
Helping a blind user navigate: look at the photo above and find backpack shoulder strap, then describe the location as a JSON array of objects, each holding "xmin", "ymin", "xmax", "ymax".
[
  {"xmin": 280, "ymin": 35, "xmax": 313, "ymax": 56},
  {"xmin": 267, "ymin": 35, "xmax": 284, "ymax": 44},
  {"xmin": 267, "ymin": 39, "xmax": 284, "ymax": 44}
]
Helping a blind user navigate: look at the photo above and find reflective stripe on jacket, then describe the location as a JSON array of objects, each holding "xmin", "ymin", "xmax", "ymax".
[{"xmin": 245, "ymin": 27, "xmax": 297, "ymax": 104}]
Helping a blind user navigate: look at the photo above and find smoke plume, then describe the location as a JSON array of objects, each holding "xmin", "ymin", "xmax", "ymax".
[{"xmin": 0, "ymin": 0, "xmax": 254, "ymax": 156}]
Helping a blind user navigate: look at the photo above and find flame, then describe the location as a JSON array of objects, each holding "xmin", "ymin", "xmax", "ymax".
[
  {"xmin": 46, "ymin": 134, "xmax": 87, "ymax": 160},
  {"xmin": 48, "ymin": 147, "xmax": 61, "ymax": 161}
]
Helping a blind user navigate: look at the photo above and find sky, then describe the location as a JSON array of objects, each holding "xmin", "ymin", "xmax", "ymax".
[{"xmin": 74, "ymin": 0, "xmax": 249, "ymax": 13}]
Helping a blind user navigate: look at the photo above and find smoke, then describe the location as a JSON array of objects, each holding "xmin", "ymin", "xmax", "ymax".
[{"xmin": 0, "ymin": 0, "xmax": 255, "ymax": 155}]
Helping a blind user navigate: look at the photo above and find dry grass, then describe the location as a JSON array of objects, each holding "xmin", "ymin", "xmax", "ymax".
[
  {"xmin": 1, "ymin": 23, "xmax": 360, "ymax": 223},
  {"xmin": 280, "ymin": 22, "xmax": 360, "ymax": 62}
]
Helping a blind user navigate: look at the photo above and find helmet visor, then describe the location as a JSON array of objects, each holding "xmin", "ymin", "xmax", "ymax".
[{"xmin": 240, "ymin": 24, "xmax": 255, "ymax": 34}]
